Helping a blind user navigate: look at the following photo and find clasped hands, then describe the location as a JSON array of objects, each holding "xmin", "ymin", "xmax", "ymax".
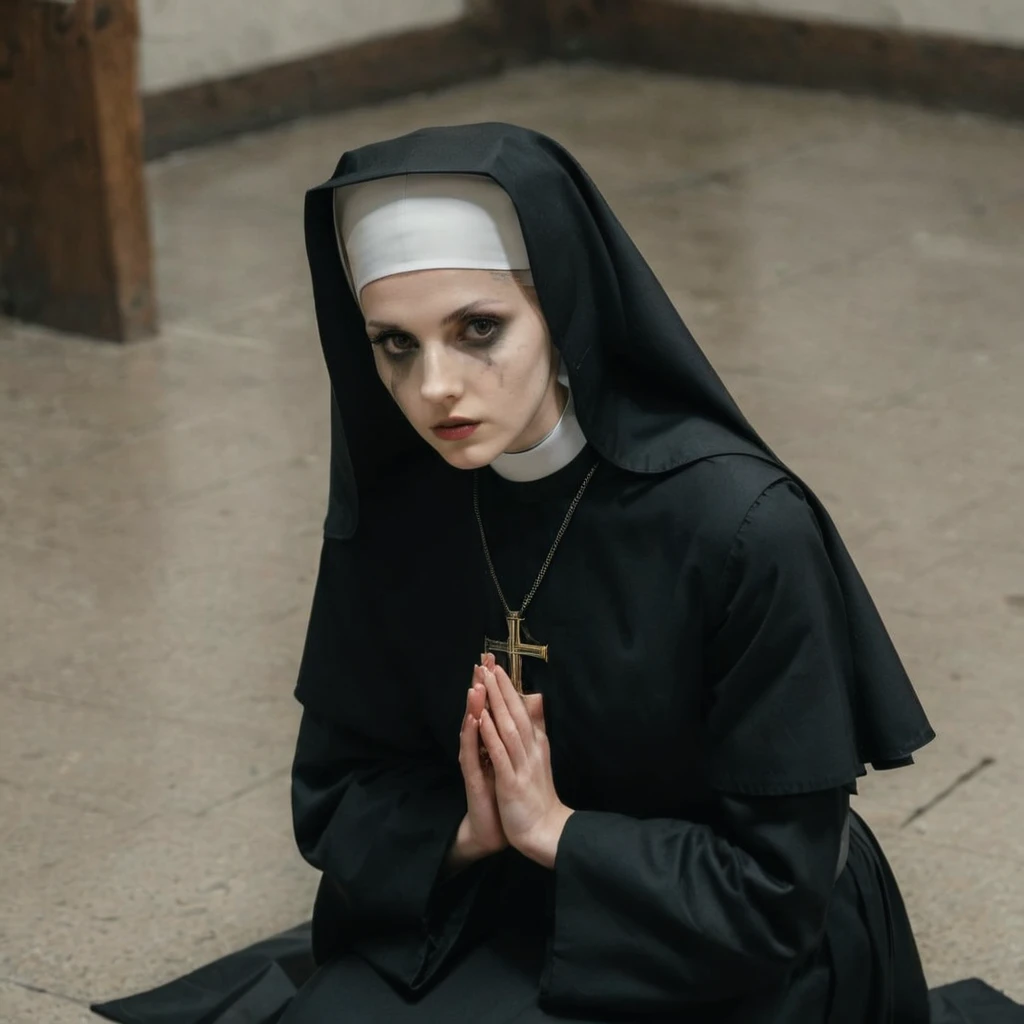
[{"xmin": 455, "ymin": 653, "xmax": 573, "ymax": 870}]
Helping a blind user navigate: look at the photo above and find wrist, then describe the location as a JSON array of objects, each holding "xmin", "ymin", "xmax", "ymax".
[
  {"xmin": 515, "ymin": 804, "xmax": 574, "ymax": 870},
  {"xmin": 444, "ymin": 815, "xmax": 499, "ymax": 877}
]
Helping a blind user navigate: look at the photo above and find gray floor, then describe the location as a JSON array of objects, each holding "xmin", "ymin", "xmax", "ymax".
[{"xmin": 1, "ymin": 64, "xmax": 1023, "ymax": 1020}]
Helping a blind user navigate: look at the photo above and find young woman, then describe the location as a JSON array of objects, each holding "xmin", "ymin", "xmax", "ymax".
[
  {"xmin": 279, "ymin": 125, "xmax": 974, "ymax": 1024},
  {"xmin": 92, "ymin": 125, "xmax": 1023, "ymax": 1024}
]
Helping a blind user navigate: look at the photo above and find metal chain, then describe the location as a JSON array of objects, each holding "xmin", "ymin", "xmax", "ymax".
[{"xmin": 473, "ymin": 461, "xmax": 600, "ymax": 617}]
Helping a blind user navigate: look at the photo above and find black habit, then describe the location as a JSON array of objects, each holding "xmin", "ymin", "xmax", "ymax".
[{"xmin": 92, "ymin": 125, "xmax": 1024, "ymax": 1024}]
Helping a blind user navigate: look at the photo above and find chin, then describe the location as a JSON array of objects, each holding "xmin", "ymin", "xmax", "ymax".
[{"xmin": 432, "ymin": 438, "xmax": 504, "ymax": 471}]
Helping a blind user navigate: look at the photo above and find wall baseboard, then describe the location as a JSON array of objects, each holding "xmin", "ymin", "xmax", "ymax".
[
  {"xmin": 142, "ymin": 17, "xmax": 529, "ymax": 161},
  {"xmin": 141, "ymin": 0, "xmax": 1024, "ymax": 160},
  {"xmin": 545, "ymin": 0, "xmax": 1024, "ymax": 121}
]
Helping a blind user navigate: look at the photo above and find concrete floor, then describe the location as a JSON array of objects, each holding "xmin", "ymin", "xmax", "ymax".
[{"xmin": 2, "ymin": 64, "xmax": 1023, "ymax": 1019}]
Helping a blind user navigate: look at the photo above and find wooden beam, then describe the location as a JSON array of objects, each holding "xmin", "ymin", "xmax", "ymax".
[{"xmin": 0, "ymin": 0, "xmax": 156, "ymax": 341}]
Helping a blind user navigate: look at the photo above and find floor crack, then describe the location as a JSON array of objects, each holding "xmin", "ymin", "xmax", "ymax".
[
  {"xmin": 192, "ymin": 764, "xmax": 289, "ymax": 817},
  {"xmin": 900, "ymin": 756, "xmax": 996, "ymax": 828},
  {"xmin": 0, "ymin": 975, "xmax": 88, "ymax": 1006}
]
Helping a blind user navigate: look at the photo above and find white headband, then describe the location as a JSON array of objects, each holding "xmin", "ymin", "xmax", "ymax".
[{"xmin": 334, "ymin": 173, "xmax": 532, "ymax": 300}]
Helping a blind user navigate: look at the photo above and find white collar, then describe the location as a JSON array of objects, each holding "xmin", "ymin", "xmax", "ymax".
[{"xmin": 490, "ymin": 390, "xmax": 588, "ymax": 482}]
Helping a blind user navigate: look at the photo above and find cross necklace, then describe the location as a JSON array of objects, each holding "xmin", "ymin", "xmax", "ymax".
[{"xmin": 473, "ymin": 461, "xmax": 600, "ymax": 694}]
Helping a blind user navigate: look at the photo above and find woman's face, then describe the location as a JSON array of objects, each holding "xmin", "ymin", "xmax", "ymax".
[{"xmin": 360, "ymin": 268, "xmax": 565, "ymax": 470}]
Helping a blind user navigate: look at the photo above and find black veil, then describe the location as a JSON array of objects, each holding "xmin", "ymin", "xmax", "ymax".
[{"xmin": 297, "ymin": 122, "xmax": 934, "ymax": 774}]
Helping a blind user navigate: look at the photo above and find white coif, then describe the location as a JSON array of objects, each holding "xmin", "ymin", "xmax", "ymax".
[
  {"xmin": 334, "ymin": 173, "xmax": 532, "ymax": 299},
  {"xmin": 490, "ymin": 389, "xmax": 588, "ymax": 482}
]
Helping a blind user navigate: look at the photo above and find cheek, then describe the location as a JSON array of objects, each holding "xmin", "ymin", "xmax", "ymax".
[
  {"xmin": 493, "ymin": 331, "xmax": 552, "ymax": 394},
  {"xmin": 374, "ymin": 361, "xmax": 392, "ymax": 395},
  {"xmin": 375, "ymin": 360, "xmax": 407, "ymax": 411},
  {"xmin": 374, "ymin": 346, "xmax": 415, "ymax": 388}
]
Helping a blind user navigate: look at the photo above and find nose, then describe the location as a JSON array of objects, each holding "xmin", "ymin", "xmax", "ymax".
[{"xmin": 419, "ymin": 344, "xmax": 463, "ymax": 404}]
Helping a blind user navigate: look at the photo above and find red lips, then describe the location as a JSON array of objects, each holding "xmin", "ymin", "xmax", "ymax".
[{"xmin": 432, "ymin": 418, "xmax": 480, "ymax": 441}]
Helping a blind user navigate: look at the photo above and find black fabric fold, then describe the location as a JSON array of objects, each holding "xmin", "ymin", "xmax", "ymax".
[
  {"xmin": 929, "ymin": 980, "xmax": 1024, "ymax": 1023},
  {"xmin": 90, "ymin": 924, "xmax": 313, "ymax": 1024},
  {"xmin": 538, "ymin": 791, "xmax": 848, "ymax": 1016},
  {"xmin": 291, "ymin": 707, "xmax": 497, "ymax": 993},
  {"xmin": 703, "ymin": 477, "xmax": 866, "ymax": 792}
]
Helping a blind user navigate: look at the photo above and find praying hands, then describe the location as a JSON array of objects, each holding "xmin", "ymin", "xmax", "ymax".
[{"xmin": 453, "ymin": 653, "xmax": 574, "ymax": 871}]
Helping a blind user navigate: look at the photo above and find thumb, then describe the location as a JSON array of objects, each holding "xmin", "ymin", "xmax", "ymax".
[{"xmin": 523, "ymin": 693, "xmax": 546, "ymax": 734}]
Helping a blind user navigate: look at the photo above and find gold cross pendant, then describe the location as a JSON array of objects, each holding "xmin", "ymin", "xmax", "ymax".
[{"xmin": 484, "ymin": 611, "xmax": 548, "ymax": 695}]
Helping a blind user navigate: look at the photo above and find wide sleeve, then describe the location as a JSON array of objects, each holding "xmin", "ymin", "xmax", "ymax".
[
  {"xmin": 540, "ymin": 477, "xmax": 861, "ymax": 1015},
  {"xmin": 539, "ymin": 790, "xmax": 848, "ymax": 1014},
  {"xmin": 292, "ymin": 708, "xmax": 497, "ymax": 996},
  {"xmin": 702, "ymin": 477, "xmax": 866, "ymax": 794}
]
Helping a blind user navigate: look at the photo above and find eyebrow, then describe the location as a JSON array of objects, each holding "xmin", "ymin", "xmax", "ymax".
[{"xmin": 366, "ymin": 300, "xmax": 504, "ymax": 333}]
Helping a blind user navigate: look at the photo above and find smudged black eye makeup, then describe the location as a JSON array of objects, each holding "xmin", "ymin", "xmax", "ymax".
[
  {"xmin": 368, "ymin": 330, "xmax": 417, "ymax": 359},
  {"xmin": 463, "ymin": 316, "xmax": 504, "ymax": 345},
  {"xmin": 368, "ymin": 313, "xmax": 508, "ymax": 362}
]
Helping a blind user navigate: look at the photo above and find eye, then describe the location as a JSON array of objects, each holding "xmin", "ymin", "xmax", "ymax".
[
  {"xmin": 463, "ymin": 317, "xmax": 501, "ymax": 343},
  {"xmin": 370, "ymin": 332, "xmax": 417, "ymax": 358}
]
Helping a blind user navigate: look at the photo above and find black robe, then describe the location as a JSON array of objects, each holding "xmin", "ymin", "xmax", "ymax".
[
  {"xmin": 285, "ymin": 447, "xmax": 900, "ymax": 1022},
  {"xmin": 93, "ymin": 448, "xmax": 1024, "ymax": 1024},
  {"xmin": 91, "ymin": 123, "xmax": 1024, "ymax": 1023}
]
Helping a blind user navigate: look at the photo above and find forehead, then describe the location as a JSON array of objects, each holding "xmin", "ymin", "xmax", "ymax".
[{"xmin": 359, "ymin": 268, "xmax": 523, "ymax": 322}]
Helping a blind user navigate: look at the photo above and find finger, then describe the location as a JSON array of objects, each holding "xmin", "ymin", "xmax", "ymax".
[
  {"xmin": 460, "ymin": 708, "xmax": 485, "ymax": 784},
  {"xmin": 479, "ymin": 708, "xmax": 512, "ymax": 779},
  {"xmin": 468, "ymin": 669, "xmax": 487, "ymax": 720},
  {"xmin": 523, "ymin": 693, "xmax": 546, "ymax": 734},
  {"xmin": 492, "ymin": 662, "xmax": 534, "ymax": 739},
  {"xmin": 466, "ymin": 671, "xmax": 492, "ymax": 755},
  {"xmin": 459, "ymin": 703, "xmax": 473, "ymax": 758},
  {"xmin": 482, "ymin": 668, "xmax": 528, "ymax": 764},
  {"xmin": 470, "ymin": 685, "xmax": 487, "ymax": 723}
]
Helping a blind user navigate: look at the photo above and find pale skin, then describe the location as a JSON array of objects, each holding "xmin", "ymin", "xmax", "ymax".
[
  {"xmin": 359, "ymin": 268, "xmax": 575, "ymax": 871},
  {"xmin": 360, "ymin": 268, "xmax": 567, "ymax": 466},
  {"xmin": 455, "ymin": 654, "xmax": 573, "ymax": 870}
]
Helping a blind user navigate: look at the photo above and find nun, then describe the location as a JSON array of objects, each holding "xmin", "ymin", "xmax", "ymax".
[
  {"xmin": 281, "ymin": 124, "xmax": 987, "ymax": 1024},
  {"xmin": 92, "ymin": 124, "xmax": 1024, "ymax": 1024}
]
